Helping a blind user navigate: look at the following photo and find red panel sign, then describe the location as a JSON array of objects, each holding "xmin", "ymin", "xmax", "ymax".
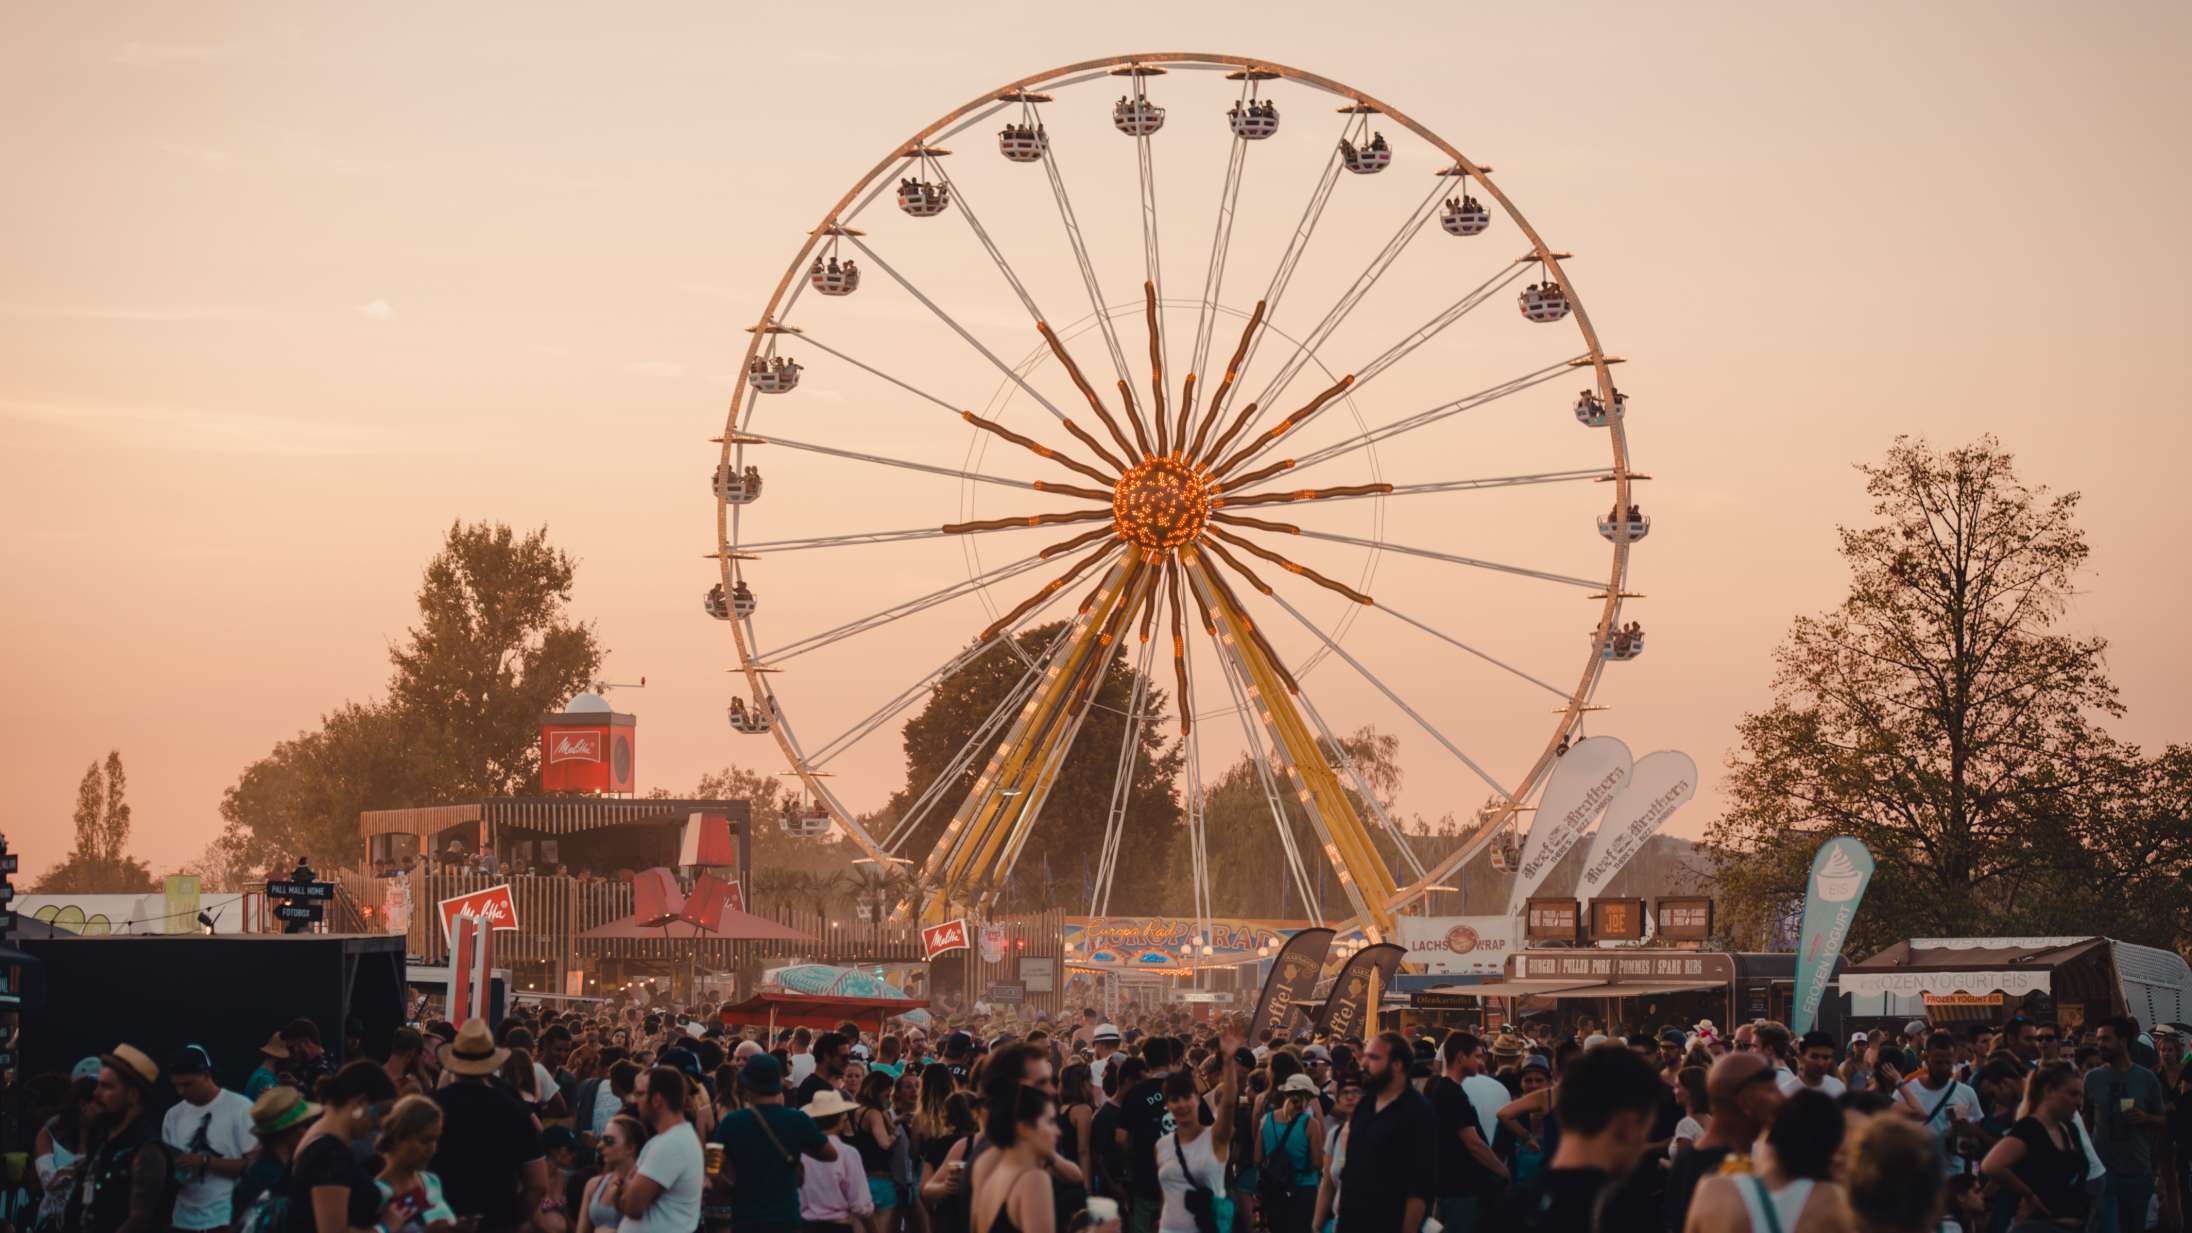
[
  {"xmin": 922, "ymin": 918, "xmax": 970, "ymax": 959},
  {"xmin": 438, "ymin": 884, "xmax": 520, "ymax": 943},
  {"xmin": 547, "ymin": 729, "xmax": 603, "ymax": 764}
]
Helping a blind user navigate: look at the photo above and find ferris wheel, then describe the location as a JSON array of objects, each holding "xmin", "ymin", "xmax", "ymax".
[{"xmin": 708, "ymin": 53, "xmax": 1646, "ymax": 944}]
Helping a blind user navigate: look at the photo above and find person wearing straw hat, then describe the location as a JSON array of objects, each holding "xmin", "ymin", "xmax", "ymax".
[
  {"xmin": 248, "ymin": 1035, "xmax": 291, "ymax": 1102},
  {"xmin": 795, "ymin": 1090, "xmax": 874, "ymax": 1232},
  {"xmin": 430, "ymin": 1021, "xmax": 546, "ymax": 1233},
  {"xmin": 230, "ymin": 1088, "xmax": 321, "ymax": 1233},
  {"xmin": 65, "ymin": 1044, "xmax": 174, "ymax": 1233}
]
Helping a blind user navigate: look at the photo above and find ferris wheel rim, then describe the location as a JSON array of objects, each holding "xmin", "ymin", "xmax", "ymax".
[{"xmin": 712, "ymin": 51, "xmax": 1640, "ymax": 919}]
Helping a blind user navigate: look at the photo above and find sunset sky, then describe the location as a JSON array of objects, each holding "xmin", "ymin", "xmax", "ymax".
[{"xmin": 5, "ymin": 2, "xmax": 2189, "ymax": 888}]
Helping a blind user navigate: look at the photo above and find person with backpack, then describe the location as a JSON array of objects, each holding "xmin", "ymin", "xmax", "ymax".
[
  {"xmin": 232, "ymin": 1087, "xmax": 320, "ymax": 1233},
  {"xmin": 1254, "ymin": 1075, "xmax": 1325, "ymax": 1233}
]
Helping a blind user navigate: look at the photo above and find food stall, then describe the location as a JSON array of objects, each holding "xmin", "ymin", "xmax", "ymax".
[
  {"xmin": 1472, "ymin": 949, "xmax": 1846, "ymax": 1037},
  {"xmin": 1840, "ymin": 937, "xmax": 2192, "ymax": 1031}
]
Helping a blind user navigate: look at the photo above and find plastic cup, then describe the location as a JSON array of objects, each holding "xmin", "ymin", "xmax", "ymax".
[{"xmin": 1086, "ymin": 1197, "xmax": 1119, "ymax": 1224}]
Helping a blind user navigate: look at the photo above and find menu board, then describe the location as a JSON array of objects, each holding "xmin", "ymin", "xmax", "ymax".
[
  {"xmin": 1590, "ymin": 898, "xmax": 1646, "ymax": 942},
  {"xmin": 1524, "ymin": 897, "xmax": 1581, "ymax": 944}
]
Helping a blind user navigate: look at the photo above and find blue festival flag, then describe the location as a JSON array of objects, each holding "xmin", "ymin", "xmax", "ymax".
[{"xmin": 1791, "ymin": 836, "xmax": 1875, "ymax": 1035}]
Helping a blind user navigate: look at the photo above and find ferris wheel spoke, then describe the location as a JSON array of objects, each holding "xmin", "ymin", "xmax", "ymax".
[
  {"xmin": 1228, "ymin": 467, "xmax": 1616, "ymax": 506},
  {"xmin": 1035, "ymin": 132, "xmax": 1141, "ymax": 428},
  {"xmin": 1035, "ymin": 322, "xmax": 1140, "ymax": 467},
  {"xmin": 926, "ymin": 159, "xmax": 1048, "ymax": 327},
  {"xmin": 1223, "ymin": 260, "xmax": 1531, "ymax": 476},
  {"xmin": 961, "ymin": 410, "xmax": 1118, "ymax": 485},
  {"xmin": 1142, "ymin": 282, "xmax": 1169, "ymax": 455},
  {"xmin": 1207, "ymin": 619, "xmax": 1324, "ymax": 923},
  {"xmin": 813, "ymin": 555, "xmax": 1101, "ymax": 772},
  {"xmin": 738, "ymin": 432, "xmax": 1045, "ymax": 493},
  {"xmin": 1349, "ymin": 261, "xmax": 1532, "ymax": 391},
  {"xmin": 1209, "ymin": 372, "xmax": 1356, "ymax": 480},
  {"xmin": 840, "ymin": 234, "xmax": 1071, "ymax": 422},
  {"xmin": 1278, "ymin": 526, "xmax": 1603, "ymax": 589},
  {"xmin": 754, "ymin": 548, "xmax": 1057, "ymax": 666},
  {"xmin": 1134, "ymin": 116, "xmax": 1169, "ymax": 429},
  {"xmin": 1284, "ymin": 357, "xmax": 1583, "ymax": 478},
  {"xmin": 880, "ymin": 619, "xmax": 1083, "ymax": 854},
  {"xmin": 1187, "ymin": 126, "xmax": 1251, "ymax": 398},
  {"xmin": 1259, "ymin": 586, "xmax": 1514, "ymax": 799},
  {"xmin": 1201, "ymin": 121, "xmax": 1349, "ymax": 433},
  {"xmin": 1088, "ymin": 630, "xmax": 1159, "ymax": 918},
  {"xmin": 1370, "ymin": 599, "xmax": 1573, "ymax": 699},
  {"xmin": 1230, "ymin": 173, "xmax": 1449, "ymax": 445},
  {"xmin": 976, "ymin": 536, "xmax": 1121, "ymax": 642},
  {"xmin": 1292, "ymin": 686, "xmax": 1427, "ymax": 881},
  {"xmin": 1203, "ymin": 524, "xmax": 1373, "ymax": 606},
  {"xmin": 795, "ymin": 334, "xmax": 970, "ymax": 417}
]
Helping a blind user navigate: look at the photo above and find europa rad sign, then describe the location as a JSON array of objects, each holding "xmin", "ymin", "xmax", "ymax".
[{"xmin": 438, "ymin": 884, "xmax": 521, "ymax": 944}]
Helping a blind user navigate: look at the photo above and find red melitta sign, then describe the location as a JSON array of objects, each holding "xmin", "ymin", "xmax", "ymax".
[
  {"xmin": 546, "ymin": 730, "xmax": 603, "ymax": 764},
  {"xmin": 922, "ymin": 918, "xmax": 970, "ymax": 960},
  {"xmin": 438, "ymin": 884, "xmax": 520, "ymax": 943}
]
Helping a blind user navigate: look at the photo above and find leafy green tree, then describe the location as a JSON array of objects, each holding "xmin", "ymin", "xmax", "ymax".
[
  {"xmin": 389, "ymin": 521, "xmax": 601, "ymax": 796},
  {"xmin": 1706, "ymin": 436, "xmax": 2192, "ymax": 954},
  {"xmin": 36, "ymin": 752, "xmax": 157, "ymax": 892},
  {"xmin": 883, "ymin": 621, "xmax": 1182, "ymax": 914},
  {"xmin": 217, "ymin": 522, "xmax": 603, "ymax": 870}
]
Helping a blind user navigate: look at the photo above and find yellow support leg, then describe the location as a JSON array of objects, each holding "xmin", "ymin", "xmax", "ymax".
[
  {"xmin": 1184, "ymin": 549, "xmax": 1398, "ymax": 941},
  {"xmin": 921, "ymin": 551, "xmax": 1146, "ymax": 920}
]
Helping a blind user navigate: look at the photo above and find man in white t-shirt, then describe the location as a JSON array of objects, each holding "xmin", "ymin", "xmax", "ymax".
[
  {"xmin": 1898, "ymin": 1031, "xmax": 1984, "ymax": 1172},
  {"xmin": 161, "ymin": 1047, "xmax": 257, "ymax": 1233},
  {"xmin": 1777, "ymin": 1031, "xmax": 1849, "ymax": 1097},
  {"xmin": 1090, "ymin": 1023, "xmax": 1123, "ymax": 1093},
  {"xmin": 618, "ymin": 1066, "xmax": 704, "ymax": 1233}
]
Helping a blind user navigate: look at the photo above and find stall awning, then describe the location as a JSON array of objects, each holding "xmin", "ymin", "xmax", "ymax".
[
  {"xmin": 1544, "ymin": 979, "xmax": 1724, "ymax": 998},
  {"xmin": 1839, "ymin": 969, "xmax": 2052, "ymax": 999},
  {"xmin": 1453, "ymin": 978, "xmax": 1600, "ymax": 998}
]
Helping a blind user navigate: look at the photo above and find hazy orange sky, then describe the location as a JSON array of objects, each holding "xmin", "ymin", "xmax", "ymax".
[{"xmin": 5, "ymin": 3, "xmax": 2189, "ymax": 888}]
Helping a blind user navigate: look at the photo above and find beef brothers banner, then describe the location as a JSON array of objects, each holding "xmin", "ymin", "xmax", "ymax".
[
  {"xmin": 1248, "ymin": 928, "xmax": 1334, "ymax": 1041},
  {"xmin": 1791, "ymin": 837, "xmax": 1875, "ymax": 1035},
  {"xmin": 1504, "ymin": 736, "xmax": 1634, "ymax": 915},
  {"xmin": 1315, "ymin": 942, "xmax": 1405, "ymax": 1040},
  {"xmin": 1574, "ymin": 750, "xmax": 1699, "ymax": 910}
]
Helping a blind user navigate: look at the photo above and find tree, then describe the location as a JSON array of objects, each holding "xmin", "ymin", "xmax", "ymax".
[
  {"xmin": 218, "ymin": 522, "xmax": 604, "ymax": 870},
  {"xmin": 36, "ymin": 752, "xmax": 157, "ymax": 892},
  {"xmin": 1706, "ymin": 436, "xmax": 2192, "ymax": 954},
  {"xmin": 883, "ymin": 622, "xmax": 1182, "ymax": 914},
  {"xmin": 388, "ymin": 521, "xmax": 602, "ymax": 796}
]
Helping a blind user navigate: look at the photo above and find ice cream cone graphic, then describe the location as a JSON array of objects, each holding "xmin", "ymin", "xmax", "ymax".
[{"xmin": 1814, "ymin": 844, "xmax": 1863, "ymax": 902}]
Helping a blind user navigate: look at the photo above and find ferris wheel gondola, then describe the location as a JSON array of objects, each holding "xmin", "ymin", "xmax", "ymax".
[{"xmin": 711, "ymin": 54, "xmax": 1647, "ymax": 944}]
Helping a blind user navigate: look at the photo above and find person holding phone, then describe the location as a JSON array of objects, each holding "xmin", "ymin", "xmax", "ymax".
[{"xmin": 374, "ymin": 1097, "xmax": 470, "ymax": 1233}]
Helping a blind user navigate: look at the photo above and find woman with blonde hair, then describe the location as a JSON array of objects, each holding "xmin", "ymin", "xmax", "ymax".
[
  {"xmin": 1979, "ymin": 1063, "xmax": 2088, "ymax": 1230},
  {"xmin": 373, "ymin": 1097, "xmax": 459, "ymax": 1233},
  {"xmin": 1843, "ymin": 1117, "xmax": 1944, "ymax": 1233}
]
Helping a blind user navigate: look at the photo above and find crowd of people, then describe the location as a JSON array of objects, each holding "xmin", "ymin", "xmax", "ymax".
[{"xmin": 21, "ymin": 1002, "xmax": 2192, "ymax": 1233}]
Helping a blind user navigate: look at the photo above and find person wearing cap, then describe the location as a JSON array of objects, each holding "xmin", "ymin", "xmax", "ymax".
[
  {"xmin": 66, "ymin": 1044, "xmax": 173, "ymax": 1233},
  {"xmin": 710, "ymin": 1054, "xmax": 840, "ymax": 1233},
  {"xmin": 162, "ymin": 1045, "xmax": 256, "ymax": 1233},
  {"xmin": 431, "ymin": 1020, "xmax": 547, "ymax": 1233}
]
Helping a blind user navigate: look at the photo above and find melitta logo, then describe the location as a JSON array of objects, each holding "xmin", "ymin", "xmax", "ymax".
[
  {"xmin": 922, "ymin": 919, "xmax": 970, "ymax": 958},
  {"xmin": 548, "ymin": 731, "xmax": 602, "ymax": 764}
]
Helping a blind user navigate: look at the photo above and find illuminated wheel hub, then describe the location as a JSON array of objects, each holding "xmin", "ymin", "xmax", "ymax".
[{"xmin": 1112, "ymin": 457, "xmax": 1210, "ymax": 552}]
